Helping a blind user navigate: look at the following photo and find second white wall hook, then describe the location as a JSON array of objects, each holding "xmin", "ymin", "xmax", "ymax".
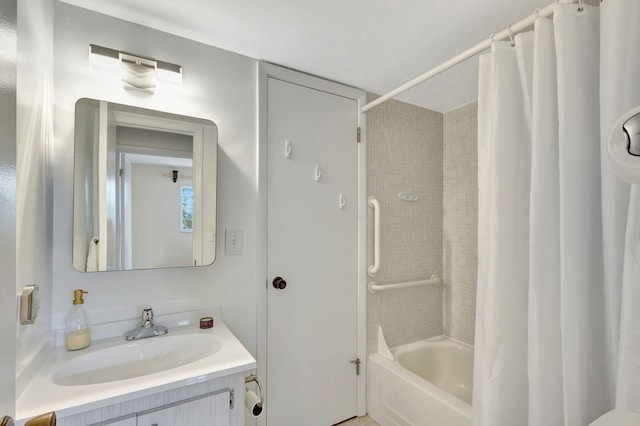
[
  {"xmin": 314, "ymin": 164, "xmax": 322, "ymax": 181},
  {"xmin": 339, "ymin": 193, "xmax": 346, "ymax": 209},
  {"xmin": 284, "ymin": 140, "xmax": 292, "ymax": 158}
]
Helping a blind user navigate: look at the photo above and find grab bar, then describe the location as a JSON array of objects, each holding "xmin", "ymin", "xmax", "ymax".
[
  {"xmin": 367, "ymin": 275, "xmax": 441, "ymax": 294},
  {"xmin": 368, "ymin": 196, "xmax": 380, "ymax": 277}
]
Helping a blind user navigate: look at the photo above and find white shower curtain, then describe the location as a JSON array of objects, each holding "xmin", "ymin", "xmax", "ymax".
[{"xmin": 473, "ymin": 1, "xmax": 640, "ymax": 425}]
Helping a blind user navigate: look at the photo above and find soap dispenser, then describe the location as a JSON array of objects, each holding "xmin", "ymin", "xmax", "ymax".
[{"xmin": 65, "ymin": 289, "xmax": 91, "ymax": 351}]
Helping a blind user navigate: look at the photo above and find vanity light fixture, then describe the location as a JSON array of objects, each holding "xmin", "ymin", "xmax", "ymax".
[{"xmin": 89, "ymin": 44, "xmax": 182, "ymax": 89}]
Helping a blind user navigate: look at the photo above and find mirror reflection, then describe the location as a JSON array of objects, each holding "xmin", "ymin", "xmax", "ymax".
[{"xmin": 73, "ymin": 99, "xmax": 217, "ymax": 272}]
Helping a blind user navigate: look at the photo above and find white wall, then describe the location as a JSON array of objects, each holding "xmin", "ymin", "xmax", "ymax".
[
  {"xmin": 16, "ymin": 0, "xmax": 55, "ymax": 393},
  {"xmin": 52, "ymin": 2, "xmax": 259, "ymax": 354},
  {"xmin": 130, "ymin": 164, "xmax": 193, "ymax": 269}
]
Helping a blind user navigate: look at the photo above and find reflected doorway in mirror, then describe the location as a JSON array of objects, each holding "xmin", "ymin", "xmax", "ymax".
[{"xmin": 72, "ymin": 98, "xmax": 218, "ymax": 272}]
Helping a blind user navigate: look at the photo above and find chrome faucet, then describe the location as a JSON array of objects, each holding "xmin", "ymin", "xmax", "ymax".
[{"xmin": 125, "ymin": 308, "xmax": 168, "ymax": 341}]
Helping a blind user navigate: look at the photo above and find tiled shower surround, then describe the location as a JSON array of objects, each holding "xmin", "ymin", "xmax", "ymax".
[
  {"xmin": 443, "ymin": 102, "xmax": 478, "ymax": 345},
  {"xmin": 366, "ymin": 96, "xmax": 478, "ymax": 353},
  {"xmin": 366, "ymin": 95, "xmax": 444, "ymax": 353}
]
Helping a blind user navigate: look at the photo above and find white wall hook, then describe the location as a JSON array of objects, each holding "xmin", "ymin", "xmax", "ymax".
[
  {"xmin": 284, "ymin": 140, "xmax": 292, "ymax": 158},
  {"xmin": 314, "ymin": 164, "xmax": 322, "ymax": 181},
  {"xmin": 339, "ymin": 193, "xmax": 346, "ymax": 209}
]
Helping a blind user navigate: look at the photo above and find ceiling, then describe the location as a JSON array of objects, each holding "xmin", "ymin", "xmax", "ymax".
[{"xmin": 59, "ymin": 0, "xmax": 552, "ymax": 112}]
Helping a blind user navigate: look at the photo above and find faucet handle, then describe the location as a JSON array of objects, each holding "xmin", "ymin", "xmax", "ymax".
[{"xmin": 141, "ymin": 308, "xmax": 154, "ymax": 327}]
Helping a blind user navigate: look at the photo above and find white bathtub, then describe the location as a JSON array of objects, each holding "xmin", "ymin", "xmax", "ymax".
[{"xmin": 367, "ymin": 335, "xmax": 473, "ymax": 426}]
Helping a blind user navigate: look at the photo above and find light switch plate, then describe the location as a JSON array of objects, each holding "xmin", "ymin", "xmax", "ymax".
[
  {"xmin": 20, "ymin": 285, "xmax": 40, "ymax": 325},
  {"xmin": 225, "ymin": 229, "xmax": 243, "ymax": 255}
]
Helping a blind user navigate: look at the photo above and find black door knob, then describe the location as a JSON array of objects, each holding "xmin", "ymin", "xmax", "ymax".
[{"xmin": 272, "ymin": 277, "xmax": 287, "ymax": 289}]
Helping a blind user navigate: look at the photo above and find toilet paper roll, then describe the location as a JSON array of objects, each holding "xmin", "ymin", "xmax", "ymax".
[
  {"xmin": 245, "ymin": 388, "xmax": 263, "ymax": 418},
  {"xmin": 608, "ymin": 105, "xmax": 640, "ymax": 184}
]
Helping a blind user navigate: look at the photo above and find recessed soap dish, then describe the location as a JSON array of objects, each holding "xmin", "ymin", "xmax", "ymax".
[{"xmin": 398, "ymin": 191, "xmax": 418, "ymax": 202}]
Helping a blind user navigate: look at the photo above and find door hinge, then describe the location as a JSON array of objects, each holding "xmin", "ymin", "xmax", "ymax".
[
  {"xmin": 229, "ymin": 389, "xmax": 235, "ymax": 409},
  {"xmin": 119, "ymin": 168, "xmax": 124, "ymax": 178},
  {"xmin": 357, "ymin": 127, "xmax": 361, "ymax": 143},
  {"xmin": 351, "ymin": 357, "xmax": 361, "ymax": 375}
]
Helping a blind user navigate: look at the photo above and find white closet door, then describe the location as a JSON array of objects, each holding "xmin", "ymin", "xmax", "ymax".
[{"xmin": 266, "ymin": 77, "xmax": 359, "ymax": 426}]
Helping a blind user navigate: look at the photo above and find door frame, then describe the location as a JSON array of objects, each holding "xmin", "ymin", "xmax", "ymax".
[
  {"xmin": 257, "ymin": 62, "xmax": 367, "ymax": 424},
  {"xmin": 0, "ymin": 0, "xmax": 17, "ymax": 419}
]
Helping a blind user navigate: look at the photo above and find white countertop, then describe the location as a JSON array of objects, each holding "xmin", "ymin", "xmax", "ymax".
[{"xmin": 16, "ymin": 323, "xmax": 256, "ymax": 422}]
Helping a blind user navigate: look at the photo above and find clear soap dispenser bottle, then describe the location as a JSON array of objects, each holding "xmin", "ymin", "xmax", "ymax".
[{"xmin": 65, "ymin": 289, "xmax": 91, "ymax": 351}]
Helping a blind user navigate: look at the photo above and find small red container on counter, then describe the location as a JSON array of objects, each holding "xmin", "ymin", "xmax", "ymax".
[{"xmin": 199, "ymin": 316, "xmax": 214, "ymax": 329}]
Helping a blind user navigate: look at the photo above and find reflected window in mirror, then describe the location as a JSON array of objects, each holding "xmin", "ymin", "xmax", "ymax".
[{"xmin": 181, "ymin": 186, "xmax": 194, "ymax": 233}]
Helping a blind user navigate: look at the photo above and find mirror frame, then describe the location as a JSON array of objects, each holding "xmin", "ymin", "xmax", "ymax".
[{"xmin": 72, "ymin": 98, "xmax": 218, "ymax": 272}]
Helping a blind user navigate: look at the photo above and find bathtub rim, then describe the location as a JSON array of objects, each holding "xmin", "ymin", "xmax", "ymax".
[
  {"xmin": 369, "ymin": 334, "xmax": 473, "ymax": 419},
  {"xmin": 391, "ymin": 334, "xmax": 474, "ymax": 358}
]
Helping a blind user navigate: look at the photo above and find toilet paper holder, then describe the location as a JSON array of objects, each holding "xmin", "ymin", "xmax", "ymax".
[{"xmin": 245, "ymin": 374, "xmax": 264, "ymax": 417}]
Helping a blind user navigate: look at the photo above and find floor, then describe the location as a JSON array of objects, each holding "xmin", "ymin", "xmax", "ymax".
[{"xmin": 338, "ymin": 415, "xmax": 380, "ymax": 426}]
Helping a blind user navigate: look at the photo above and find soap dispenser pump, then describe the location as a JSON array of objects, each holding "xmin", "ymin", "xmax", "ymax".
[{"xmin": 65, "ymin": 289, "xmax": 91, "ymax": 351}]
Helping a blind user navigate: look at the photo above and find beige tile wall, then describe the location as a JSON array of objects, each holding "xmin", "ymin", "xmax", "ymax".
[
  {"xmin": 366, "ymin": 97, "xmax": 478, "ymax": 352},
  {"xmin": 366, "ymin": 94, "xmax": 443, "ymax": 353},
  {"xmin": 442, "ymin": 102, "xmax": 478, "ymax": 345}
]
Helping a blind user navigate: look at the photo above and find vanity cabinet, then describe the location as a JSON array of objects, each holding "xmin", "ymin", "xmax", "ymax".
[{"xmin": 56, "ymin": 374, "xmax": 244, "ymax": 426}]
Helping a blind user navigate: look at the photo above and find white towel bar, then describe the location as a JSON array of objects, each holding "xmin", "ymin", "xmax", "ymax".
[{"xmin": 368, "ymin": 275, "xmax": 441, "ymax": 294}]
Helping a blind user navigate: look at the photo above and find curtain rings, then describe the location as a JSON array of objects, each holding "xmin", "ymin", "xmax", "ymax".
[
  {"xmin": 506, "ymin": 25, "xmax": 515, "ymax": 47},
  {"xmin": 489, "ymin": 32, "xmax": 495, "ymax": 45},
  {"xmin": 534, "ymin": 8, "xmax": 540, "ymax": 20}
]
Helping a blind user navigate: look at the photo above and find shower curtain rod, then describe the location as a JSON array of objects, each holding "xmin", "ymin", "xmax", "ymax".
[{"xmin": 361, "ymin": 1, "xmax": 557, "ymax": 113}]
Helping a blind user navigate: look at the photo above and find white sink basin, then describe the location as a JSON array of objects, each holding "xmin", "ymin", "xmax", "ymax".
[
  {"xmin": 53, "ymin": 333, "xmax": 222, "ymax": 386},
  {"xmin": 17, "ymin": 322, "xmax": 256, "ymax": 423}
]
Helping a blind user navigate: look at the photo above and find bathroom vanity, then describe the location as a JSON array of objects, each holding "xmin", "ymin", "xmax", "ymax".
[
  {"xmin": 15, "ymin": 322, "xmax": 255, "ymax": 426},
  {"xmin": 54, "ymin": 374, "xmax": 241, "ymax": 426}
]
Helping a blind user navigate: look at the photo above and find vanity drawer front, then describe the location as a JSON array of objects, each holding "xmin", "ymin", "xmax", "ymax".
[
  {"xmin": 136, "ymin": 392, "xmax": 230, "ymax": 426},
  {"xmin": 103, "ymin": 419, "xmax": 136, "ymax": 426}
]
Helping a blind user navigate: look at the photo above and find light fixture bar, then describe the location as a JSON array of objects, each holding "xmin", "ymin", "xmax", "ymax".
[
  {"xmin": 89, "ymin": 44, "xmax": 119, "ymax": 59},
  {"xmin": 157, "ymin": 60, "xmax": 182, "ymax": 74},
  {"xmin": 89, "ymin": 44, "xmax": 182, "ymax": 75}
]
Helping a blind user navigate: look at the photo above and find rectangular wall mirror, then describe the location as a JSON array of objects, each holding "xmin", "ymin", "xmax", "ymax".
[{"xmin": 72, "ymin": 98, "xmax": 217, "ymax": 272}]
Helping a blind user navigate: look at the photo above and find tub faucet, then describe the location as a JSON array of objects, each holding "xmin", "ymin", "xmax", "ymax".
[{"xmin": 125, "ymin": 308, "xmax": 168, "ymax": 340}]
